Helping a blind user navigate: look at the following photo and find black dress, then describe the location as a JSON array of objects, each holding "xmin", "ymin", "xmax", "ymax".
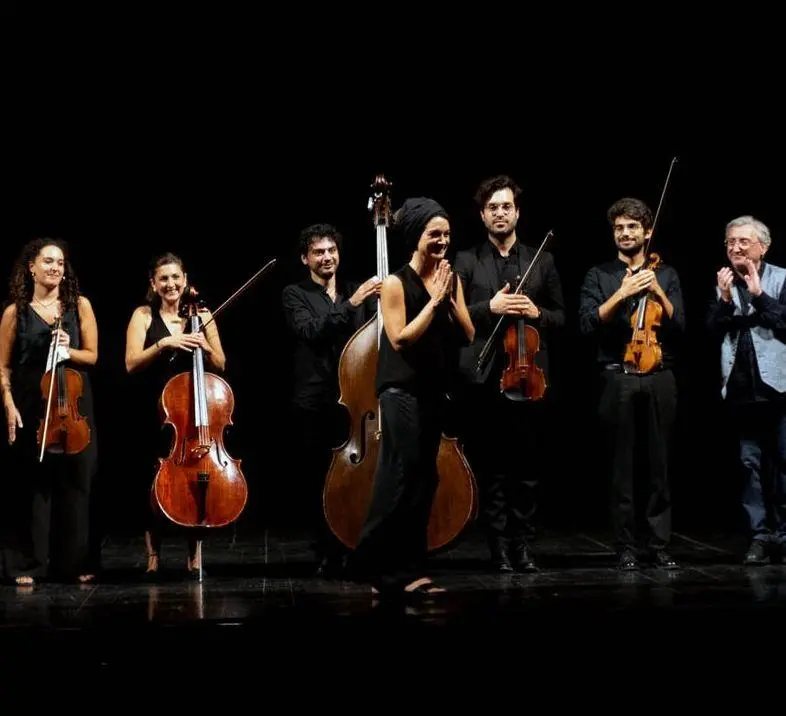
[{"xmin": 2, "ymin": 303, "xmax": 98, "ymax": 581}]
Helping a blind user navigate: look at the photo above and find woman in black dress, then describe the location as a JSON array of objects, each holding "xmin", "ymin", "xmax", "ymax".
[
  {"xmin": 124, "ymin": 252, "xmax": 226, "ymax": 577},
  {"xmin": 0, "ymin": 238, "xmax": 99, "ymax": 585}
]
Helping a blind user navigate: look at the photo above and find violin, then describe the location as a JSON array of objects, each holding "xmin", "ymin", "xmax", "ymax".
[
  {"xmin": 323, "ymin": 174, "xmax": 478, "ymax": 552},
  {"xmin": 622, "ymin": 156, "xmax": 678, "ymax": 376},
  {"xmin": 37, "ymin": 315, "xmax": 91, "ymax": 462},
  {"xmin": 623, "ymin": 252, "xmax": 664, "ymax": 374},
  {"xmin": 501, "ymin": 317, "xmax": 547, "ymax": 401},
  {"xmin": 476, "ymin": 229, "xmax": 554, "ymax": 402},
  {"xmin": 151, "ymin": 284, "xmax": 248, "ymax": 530}
]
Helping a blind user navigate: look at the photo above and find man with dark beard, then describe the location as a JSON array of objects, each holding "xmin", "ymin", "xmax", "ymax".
[
  {"xmin": 579, "ymin": 197, "xmax": 685, "ymax": 571},
  {"xmin": 454, "ymin": 175, "xmax": 565, "ymax": 572}
]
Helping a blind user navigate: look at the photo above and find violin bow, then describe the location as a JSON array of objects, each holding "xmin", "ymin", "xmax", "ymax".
[
  {"xmin": 39, "ymin": 314, "xmax": 62, "ymax": 462},
  {"xmin": 475, "ymin": 228, "xmax": 554, "ymax": 374},
  {"xmin": 168, "ymin": 258, "xmax": 278, "ymax": 364},
  {"xmin": 638, "ymin": 155, "xmax": 679, "ymax": 266},
  {"xmin": 184, "ymin": 258, "xmax": 277, "ymax": 332}
]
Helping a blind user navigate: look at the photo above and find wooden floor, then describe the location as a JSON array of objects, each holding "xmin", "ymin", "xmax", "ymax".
[{"xmin": 0, "ymin": 524, "xmax": 782, "ymax": 685}]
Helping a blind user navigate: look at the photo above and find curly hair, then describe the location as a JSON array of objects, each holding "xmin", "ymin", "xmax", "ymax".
[
  {"xmin": 606, "ymin": 198, "xmax": 653, "ymax": 232},
  {"xmin": 144, "ymin": 252, "xmax": 186, "ymax": 307},
  {"xmin": 298, "ymin": 223, "xmax": 343, "ymax": 257},
  {"xmin": 7, "ymin": 237, "xmax": 80, "ymax": 314}
]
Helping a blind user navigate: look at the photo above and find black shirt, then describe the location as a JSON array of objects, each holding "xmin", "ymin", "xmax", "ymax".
[
  {"xmin": 281, "ymin": 277, "xmax": 374, "ymax": 411},
  {"xmin": 578, "ymin": 257, "xmax": 686, "ymax": 369}
]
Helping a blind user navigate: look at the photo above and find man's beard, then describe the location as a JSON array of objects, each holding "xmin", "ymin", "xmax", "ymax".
[
  {"xmin": 491, "ymin": 227, "xmax": 514, "ymax": 242},
  {"xmin": 618, "ymin": 242, "xmax": 643, "ymax": 257}
]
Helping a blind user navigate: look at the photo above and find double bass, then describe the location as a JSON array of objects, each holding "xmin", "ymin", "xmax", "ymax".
[
  {"xmin": 474, "ymin": 229, "xmax": 555, "ymax": 402},
  {"xmin": 37, "ymin": 315, "xmax": 91, "ymax": 462},
  {"xmin": 151, "ymin": 285, "xmax": 248, "ymax": 531},
  {"xmin": 623, "ymin": 156, "xmax": 678, "ymax": 375},
  {"xmin": 322, "ymin": 174, "xmax": 478, "ymax": 552}
]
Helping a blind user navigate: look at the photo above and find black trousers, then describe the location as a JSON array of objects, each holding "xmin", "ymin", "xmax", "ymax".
[
  {"xmin": 460, "ymin": 382, "xmax": 543, "ymax": 548},
  {"xmin": 2, "ymin": 446, "xmax": 93, "ymax": 581},
  {"xmin": 348, "ymin": 387, "xmax": 441, "ymax": 592},
  {"xmin": 289, "ymin": 403, "xmax": 349, "ymax": 562},
  {"xmin": 597, "ymin": 368, "xmax": 677, "ymax": 551}
]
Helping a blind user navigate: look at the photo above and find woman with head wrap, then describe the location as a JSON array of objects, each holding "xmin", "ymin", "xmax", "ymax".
[{"xmin": 346, "ymin": 197, "xmax": 475, "ymax": 598}]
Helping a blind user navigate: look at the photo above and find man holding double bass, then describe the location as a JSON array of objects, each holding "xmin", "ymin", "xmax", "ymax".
[
  {"xmin": 454, "ymin": 174, "xmax": 565, "ymax": 573},
  {"xmin": 281, "ymin": 223, "xmax": 380, "ymax": 576},
  {"xmin": 578, "ymin": 196, "xmax": 685, "ymax": 571}
]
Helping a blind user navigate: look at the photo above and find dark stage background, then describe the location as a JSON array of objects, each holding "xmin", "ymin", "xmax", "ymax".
[{"xmin": 0, "ymin": 54, "xmax": 783, "ymax": 547}]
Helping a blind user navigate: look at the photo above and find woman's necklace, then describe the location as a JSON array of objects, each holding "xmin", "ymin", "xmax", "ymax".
[{"xmin": 33, "ymin": 294, "xmax": 59, "ymax": 309}]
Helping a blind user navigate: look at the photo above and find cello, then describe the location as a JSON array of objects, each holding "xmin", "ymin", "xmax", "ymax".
[
  {"xmin": 322, "ymin": 174, "xmax": 478, "ymax": 552},
  {"xmin": 475, "ymin": 229, "xmax": 555, "ymax": 402},
  {"xmin": 37, "ymin": 314, "xmax": 91, "ymax": 462},
  {"xmin": 151, "ymin": 286, "xmax": 248, "ymax": 532},
  {"xmin": 623, "ymin": 156, "xmax": 678, "ymax": 375},
  {"xmin": 150, "ymin": 259, "xmax": 275, "ymax": 581}
]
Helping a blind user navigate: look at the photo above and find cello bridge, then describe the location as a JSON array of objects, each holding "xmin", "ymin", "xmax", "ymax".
[{"xmin": 189, "ymin": 444, "xmax": 211, "ymax": 460}]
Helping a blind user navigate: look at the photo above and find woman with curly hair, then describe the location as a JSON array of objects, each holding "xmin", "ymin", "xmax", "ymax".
[{"xmin": 0, "ymin": 237, "xmax": 99, "ymax": 585}]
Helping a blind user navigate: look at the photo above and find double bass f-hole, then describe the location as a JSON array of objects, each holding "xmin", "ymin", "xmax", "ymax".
[
  {"xmin": 476, "ymin": 229, "xmax": 554, "ymax": 402},
  {"xmin": 622, "ymin": 156, "xmax": 678, "ymax": 376}
]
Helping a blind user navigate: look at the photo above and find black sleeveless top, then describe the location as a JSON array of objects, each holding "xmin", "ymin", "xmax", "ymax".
[
  {"xmin": 131, "ymin": 309, "xmax": 195, "ymax": 430},
  {"xmin": 141, "ymin": 309, "xmax": 192, "ymax": 396},
  {"xmin": 375, "ymin": 264, "xmax": 460, "ymax": 399},
  {"xmin": 10, "ymin": 302, "xmax": 97, "ymax": 466}
]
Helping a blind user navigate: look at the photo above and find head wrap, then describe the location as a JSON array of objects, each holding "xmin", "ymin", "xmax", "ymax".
[{"xmin": 395, "ymin": 197, "xmax": 449, "ymax": 251}]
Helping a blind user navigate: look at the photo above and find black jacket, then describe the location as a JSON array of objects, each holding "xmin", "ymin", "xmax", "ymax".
[{"xmin": 454, "ymin": 239, "xmax": 565, "ymax": 386}]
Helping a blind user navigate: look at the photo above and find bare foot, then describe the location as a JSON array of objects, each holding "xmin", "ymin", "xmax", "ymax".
[
  {"xmin": 404, "ymin": 577, "xmax": 445, "ymax": 594},
  {"xmin": 14, "ymin": 576, "xmax": 34, "ymax": 586},
  {"xmin": 78, "ymin": 574, "xmax": 95, "ymax": 583},
  {"xmin": 146, "ymin": 554, "xmax": 159, "ymax": 573}
]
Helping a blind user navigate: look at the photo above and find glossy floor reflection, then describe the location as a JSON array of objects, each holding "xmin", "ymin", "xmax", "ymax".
[{"xmin": 1, "ymin": 526, "xmax": 784, "ymax": 675}]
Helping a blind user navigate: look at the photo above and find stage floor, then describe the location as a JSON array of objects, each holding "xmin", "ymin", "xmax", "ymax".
[{"xmin": 1, "ymin": 525, "xmax": 783, "ymax": 678}]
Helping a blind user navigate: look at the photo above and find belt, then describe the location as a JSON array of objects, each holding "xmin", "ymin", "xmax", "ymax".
[{"xmin": 602, "ymin": 362, "xmax": 667, "ymax": 374}]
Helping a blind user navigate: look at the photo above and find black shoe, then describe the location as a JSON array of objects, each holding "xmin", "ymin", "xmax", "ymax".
[
  {"xmin": 743, "ymin": 541, "xmax": 769, "ymax": 565},
  {"xmin": 488, "ymin": 538, "xmax": 514, "ymax": 573},
  {"xmin": 618, "ymin": 549, "xmax": 639, "ymax": 571},
  {"xmin": 511, "ymin": 543, "xmax": 539, "ymax": 573},
  {"xmin": 651, "ymin": 550, "xmax": 680, "ymax": 570}
]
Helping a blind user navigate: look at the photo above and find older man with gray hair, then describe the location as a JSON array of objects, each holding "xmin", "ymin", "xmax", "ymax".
[{"xmin": 708, "ymin": 215, "xmax": 786, "ymax": 564}]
